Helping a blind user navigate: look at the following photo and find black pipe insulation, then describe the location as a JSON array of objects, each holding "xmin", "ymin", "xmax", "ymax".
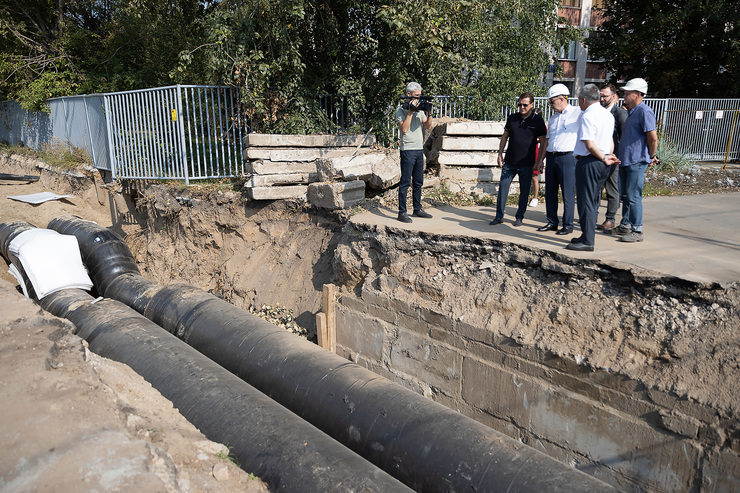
[
  {"xmin": 0, "ymin": 222, "xmax": 412, "ymax": 493},
  {"xmin": 48, "ymin": 215, "xmax": 616, "ymax": 492},
  {"xmin": 0, "ymin": 220, "xmax": 37, "ymax": 297}
]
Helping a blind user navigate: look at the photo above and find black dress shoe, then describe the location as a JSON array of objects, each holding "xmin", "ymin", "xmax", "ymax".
[
  {"xmin": 555, "ymin": 227, "xmax": 574, "ymax": 235},
  {"xmin": 413, "ymin": 209, "xmax": 432, "ymax": 218},
  {"xmin": 489, "ymin": 217, "xmax": 503, "ymax": 225},
  {"xmin": 537, "ymin": 223, "xmax": 558, "ymax": 232},
  {"xmin": 397, "ymin": 213, "xmax": 412, "ymax": 223},
  {"xmin": 566, "ymin": 242, "xmax": 594, "ymax": 251},
  {"xmin": 571, "ymin": 235, "xmax": 585, "ymax": 244},
  {"xmin": 512, "ymin": 218, "xmax": 523, "ymax": 227}
]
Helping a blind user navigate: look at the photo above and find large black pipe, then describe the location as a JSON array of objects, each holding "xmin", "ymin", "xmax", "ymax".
[
  {"xmin": 0, "ymin": 221, "xmax": 412, "ymax": 493},
  {"xmin": 49, "ymin": 215, "xmax": 616, "ymax": 492}
]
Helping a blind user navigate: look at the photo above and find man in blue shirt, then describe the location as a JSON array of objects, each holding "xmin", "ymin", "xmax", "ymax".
[
  {"xmin": 614, "ymin": 78, "xmax": 658, "ymax": 243},
  {"xmin": 490, "ymin": 92, "xmax": 547, "ymax": 226}
]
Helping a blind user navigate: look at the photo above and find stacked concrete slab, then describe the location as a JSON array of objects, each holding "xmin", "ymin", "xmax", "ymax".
[
  {"xmin": 244, "ymin": 133, "xmax": 377, "ymax": 200},
  {"xmin": 432, "ymin": 121, "xmax": 507, "ymax": 195},
  {"xmin": 245, "ymin": 133, "xmax": 402, "ymax": 209}
]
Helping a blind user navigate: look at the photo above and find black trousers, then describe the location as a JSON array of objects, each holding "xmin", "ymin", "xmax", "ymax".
[
  {"xmin": 399, "ymin": 150, "xmax": 424, "ymax": 215},
  {"xmin": 575, "ymin": 155, "xmax": 613, "ymax": 246}
]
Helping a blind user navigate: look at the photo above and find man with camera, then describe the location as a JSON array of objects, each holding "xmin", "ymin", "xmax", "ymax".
[{"xmin": 395, "ymin": 82, "xmax": 433, "ymax": 223}]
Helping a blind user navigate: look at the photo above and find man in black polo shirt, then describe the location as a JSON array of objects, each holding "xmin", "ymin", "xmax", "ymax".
[{"xmin": 490, "ymin": 92, "xmax": 547, "ymax": 226}]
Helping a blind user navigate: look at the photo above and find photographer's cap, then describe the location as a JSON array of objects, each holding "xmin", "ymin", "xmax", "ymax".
[{"xmin": 547, "ymin": 83, "xmax": 570, "ymax": 99}]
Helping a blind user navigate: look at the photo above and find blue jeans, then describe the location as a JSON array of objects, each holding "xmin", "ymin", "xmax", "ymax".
[
  {"xmin": 399, "ymin": 150, "xmax": 424, "ymax": 215},
  {"xmin": 619, "ymin": 162, "xmax": 649, "ymax": 232},
  {"xmin": 545, "ymin": 152, "xmax": 576, "ymax": 228},
  {"xmin": 494, "ymin": 163, "xmax": 533, "ymax": 221}
]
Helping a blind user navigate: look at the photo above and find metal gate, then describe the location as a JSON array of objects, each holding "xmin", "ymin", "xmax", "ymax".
[
  {"xmin": 103, "ymin": 85, "xmax": 244, "ymax": 183},
  {"xmin": 658, "ymin": 99, "xmax": 740, "ymax": 162}
]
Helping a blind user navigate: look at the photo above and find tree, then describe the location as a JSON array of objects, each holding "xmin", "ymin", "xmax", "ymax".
[
  {"xmin": 587, "ymin": 0, "xmax": 740, "ymax": 97},
  {"xmin": 1, "ymin": 0, "xmax": 571, "ymax": 134}
]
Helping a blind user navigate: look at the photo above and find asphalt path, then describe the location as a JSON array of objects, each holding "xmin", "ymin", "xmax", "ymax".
[{"xmin": 351, "ymin": 192, "xmax": 740, "ymax": 284}]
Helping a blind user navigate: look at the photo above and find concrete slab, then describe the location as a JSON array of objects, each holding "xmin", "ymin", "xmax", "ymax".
[
  {"xmin": 246, "ymin": 148, "xmax": 371, "ymax": 162},
  {"xmin": 245, "ymin": 133, "xmax": 376, "ymax": 147},
  {"xmin": 438, "ymin": 151, "xmax": 498, "ymax": 166},
  {"xmin": 248, "ymin": 173, "xmax": 316, "ymax": 187},
  {"xmin": 439, "ymin": 167, "xmax": 502, "ymax": 182},
  {"xmin": 248, "ymin": 160, "xmax": 318, "ymax": 175},
  {"xmin": 350, "ymin": 192, "xmax": 740, "ymax": 284},
  {"xmin": 247, "ymin": 185, "xmax": 307, "ymax": 200},
  {"xmin": 441, "ymin": 136, "xmax": 501, "ymax": 151},
  {"xmin": 444, "ymin": 121, "xmax": 506, "ymax": 136}
]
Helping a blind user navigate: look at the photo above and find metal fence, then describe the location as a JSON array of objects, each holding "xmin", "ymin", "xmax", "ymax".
[
  {"xmin": 104, "ymin": 85, "xmax": 244, "ymax": 182},
  {"xmin": 3, "ymin": 90, "xmax": 740, "ymax": 182}
]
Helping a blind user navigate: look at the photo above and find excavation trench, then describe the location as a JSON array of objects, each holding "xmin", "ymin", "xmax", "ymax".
[
  {"xmin": 127, "ymin": 184, "xmax": 738, "ymax": 493},
  {"xmin": 0, "ymin": 156, "xmax": 738, "ymax": 492}
]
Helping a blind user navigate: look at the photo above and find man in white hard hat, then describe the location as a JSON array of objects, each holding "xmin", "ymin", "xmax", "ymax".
[
  {"xmin": 567, "ymin": 84, "xmax": 620, "ymax": 252},
  {"xmin": 612, "ymin": 77, "xmax": 658, "ymax": 243},
  {"xmin": 536, "ymin": 83, "xmax": 581, "ymax": 236},
  {"xmin": 596, "ymin": 83, "xmax": 628, "ymax": 232}
]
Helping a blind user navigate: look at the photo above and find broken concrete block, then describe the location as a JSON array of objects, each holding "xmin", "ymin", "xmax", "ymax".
[
  {"xmin": 307, "ymin": 180, "xmax": 365, "ymax": 210},
  {"xmin": 247, "ymin": 185, "xmax": 308, "ymax": 200},
  {"xmin": 444, "ymin": 121, "xmax": 505, "ymax": 135},
  {"xmin": 441, "ymin": 136, "xmax": 501, "ymax": 151},
  {"xmin": 439, "ymin": 166, "xmax": 502, "ymax": 182},
  {"xmin": 248, "ymin": 173, "xmax": 317, "ymax": 187},
  {"xmin": 316, "ymin": 159, "xmax": 342, "ymax": 182},
  {"xmin": 245, "ymin": 133, "xmax": 376, "ymax": 148},
  {"xmin": 246, "ymin": 147, "xmax": 371, "ymax": 162},
  {"xmin": 248, "ymin": 160, "xmax": 318, "ymax": 175},
  {"xmin": 368, "ymin": 154, "xmax": 401, "ymax": 190},
  {"xmin": 438, "ymin": 151, "xmax": 498, "ymax": 167}
]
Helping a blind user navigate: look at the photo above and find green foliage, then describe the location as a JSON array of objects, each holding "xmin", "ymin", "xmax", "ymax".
[
  {"xmin": 0, "ymin": 139, "xmax": 91, "ymax": 170},
  {"xmin": 587, "ymin": 0, "xmax": 740, "ymax": 97},
  {"xmin": 654, "ymin": 135, "xmax": 695, "ymax": 173},
  {"xmin": 1, "ymin": 0, "xmax": 568, "ymax": 132}
]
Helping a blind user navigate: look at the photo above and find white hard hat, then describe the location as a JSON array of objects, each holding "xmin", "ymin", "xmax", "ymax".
[
  {"xmin": 621, "ymin": 78, "xmax": 648, "ymax": 95},
  {"xmin": 547, "ymin": 83, "xmax": 570, "ymax": 99}
]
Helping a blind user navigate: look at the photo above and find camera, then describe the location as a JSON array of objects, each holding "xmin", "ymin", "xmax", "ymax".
[{"xmin": 401, "ymin": 95, "xmax": 433, "ymax": 113}]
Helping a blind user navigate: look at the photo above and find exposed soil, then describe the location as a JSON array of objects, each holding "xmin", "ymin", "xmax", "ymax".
[{"xmin": 1, "ymin": 150, "xmax": 738, "ymax": 490}]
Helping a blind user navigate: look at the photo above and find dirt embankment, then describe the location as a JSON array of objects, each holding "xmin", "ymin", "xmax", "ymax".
[
  {"xmin": 333, "ymin": 226, "xmax": 740, "ymax": 425},
  {"xmin": 0, "ymin": 280, "xmax": 268, "ymax": 492}
]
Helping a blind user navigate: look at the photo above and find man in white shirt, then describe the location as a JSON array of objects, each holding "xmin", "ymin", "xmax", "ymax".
[
  {"xmin": 537, "ymin": 84, "xmax": 581, "ymax": 236},
  {"xmin": 568, "ymin": 84, "xmax": 620, "ymax": 252}
]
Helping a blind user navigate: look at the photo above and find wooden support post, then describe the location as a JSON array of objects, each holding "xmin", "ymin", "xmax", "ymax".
[
  {"xmin": 315, "ymin": 312, "xmax": 327, "ymax": 350},
  {"xmin": 320, "ymin": 284, "xmax": 337, "ymax": 353}
]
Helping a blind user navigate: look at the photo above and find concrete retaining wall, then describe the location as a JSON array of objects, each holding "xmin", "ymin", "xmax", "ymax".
[{"xmin": 334, "ymin": 282, "xmax": 739, "ymax": 492}]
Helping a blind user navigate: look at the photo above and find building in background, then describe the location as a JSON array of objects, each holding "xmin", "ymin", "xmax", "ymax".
[{"xmin": 545, "ymin": 0, "xmax": 608, "ymax": 95}]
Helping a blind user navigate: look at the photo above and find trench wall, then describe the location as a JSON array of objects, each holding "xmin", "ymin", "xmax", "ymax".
[{"xmin": 332, "ymin": 230, "xmax": 739, "ymax": 493}]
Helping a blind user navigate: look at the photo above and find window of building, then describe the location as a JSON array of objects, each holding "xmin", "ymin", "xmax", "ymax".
[
  {"xmin": 559, "ymin": 40, "xmax": 577, "ymax": 60},
  {"xmin": 561, "ymin": 0, "xmax": 581, "ymax": 7},
  {"xmin": 592, "ymin": 0, "xmax": 606, "ymax": 9}
]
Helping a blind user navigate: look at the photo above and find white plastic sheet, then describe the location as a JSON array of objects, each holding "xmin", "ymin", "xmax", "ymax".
[
  {"xmin": 9, "ymin": 229, "xmax": 93, "ymax": 299},
  {"xmin": 8, "ymin": 192, "xmax": 73, "ymax": 204}
]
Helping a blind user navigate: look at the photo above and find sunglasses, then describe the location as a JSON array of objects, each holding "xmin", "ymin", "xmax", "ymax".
[
  {"xmin": 517, "ymin": 103, "xmax": 531, "ymax": 108},
  {"xmin": 548, "ymin": 98, "xmax": 562, "ymax": 105}
]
